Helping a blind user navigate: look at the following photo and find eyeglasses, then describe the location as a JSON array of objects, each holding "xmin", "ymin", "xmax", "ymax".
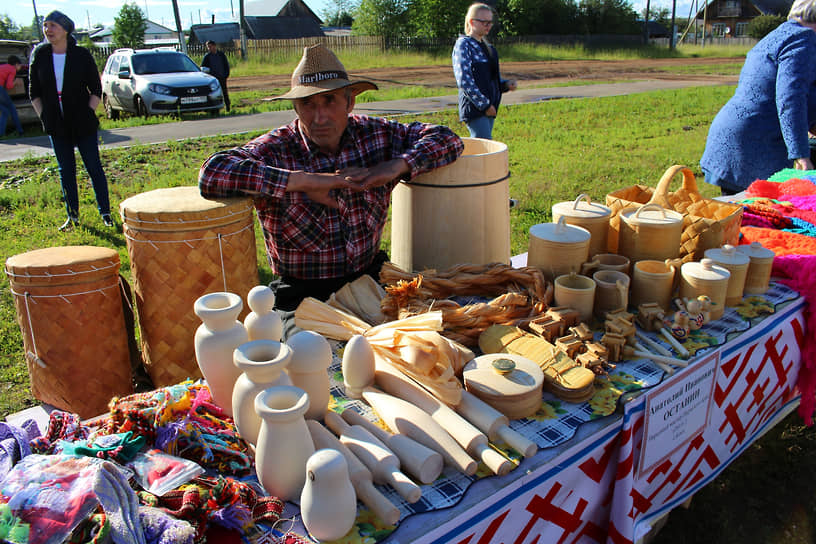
[{"xmin": 472, "ymin": 18, "xmax": 493, "ymax": 25}]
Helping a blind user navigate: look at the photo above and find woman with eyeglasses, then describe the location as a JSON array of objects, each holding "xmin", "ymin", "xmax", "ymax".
[{"xmin": 452, "ymin": 3, "xmax": 516, "ymax": 139}]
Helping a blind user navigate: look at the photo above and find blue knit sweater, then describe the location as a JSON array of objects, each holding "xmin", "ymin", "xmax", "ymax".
[
  {"xmin": 701, "ymin": 20, "xmax": 816, "ymax": 193},
  {"xmin": 452, "ymin": 35, "xmax": 509, "ymax": 123}
]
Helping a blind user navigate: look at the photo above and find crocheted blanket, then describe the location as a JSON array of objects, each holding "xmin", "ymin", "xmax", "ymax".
[{"xmin": 740, "ymin": 169, "xmax": 816, "ymax": 424}]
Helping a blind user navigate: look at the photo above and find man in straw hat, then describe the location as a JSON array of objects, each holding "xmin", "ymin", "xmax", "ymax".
[{"xmin": 199, "ymin": 44, "xmax": 463, "ymax": 323}]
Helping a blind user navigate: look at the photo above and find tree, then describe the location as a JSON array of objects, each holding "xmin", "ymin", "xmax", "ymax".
[
  {"xmin": 498, "ymin": 0, "xmax": 580, "ymax": 36},
  {"xmin": 322, "ymin": 0, "xmax": 356, "ymax": 26},
  {"xmin": 112, "ymin": 3, "xmax": 147, "ymax": 49},
  {"xmin": 578, "ymin": 0, "xmax": 640, "ymax": 34},
  {"xmin": 747, "ymin": 14, "xmax": 785, "ymax": 39},
  {"xmin": 0, "ymin": 14, "xmax": 25, "ymax": 40},
  {"xmin": 351, "ymin": 0, "xmax": 409, "ymax": 40},
  {"xmin": 408, "ymin": 0, "xmax": 471, "ymax": 38}
]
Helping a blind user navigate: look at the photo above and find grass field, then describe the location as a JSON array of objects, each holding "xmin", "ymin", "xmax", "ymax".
[{"xmin": 1, "ymin": 67, "xmax": 815, "ymax": 542}]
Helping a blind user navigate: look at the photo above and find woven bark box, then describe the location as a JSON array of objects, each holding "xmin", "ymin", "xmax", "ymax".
[
  {"xmin": 119, "ymin": 186, "xmax": 258, "ymax": 387},
  {"xmin": 5, "ymin": 246, "xmax": 133, "ymax": 418}
]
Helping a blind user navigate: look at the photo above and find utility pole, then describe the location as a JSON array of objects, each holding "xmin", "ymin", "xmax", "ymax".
[
  {"xmin": 239, "ymin": 0, "xmax": 247, "ymax": 60},
  {"xmin": 32, "ymin": 0, "xmax": 43, "ymax": 40},
  {"xmin": 670, "ymin": 0, "xmax": 677, "ymax": 49},
  {"xmin": 643, "ymin": 0, "xmax": 651, "ymax": 44},
  {"xmin": 171, "ymin": 0, "xmax": 187, "ymax": 54}
]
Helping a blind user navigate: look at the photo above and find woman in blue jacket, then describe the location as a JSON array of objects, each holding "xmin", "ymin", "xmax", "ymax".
[
  {"xmin": 701, "ymin": 0, "xmax": 816, "ymax": 194},
  {"xmin": 452, "ymin": 3, "xmax": 516, "ymax": 139}
]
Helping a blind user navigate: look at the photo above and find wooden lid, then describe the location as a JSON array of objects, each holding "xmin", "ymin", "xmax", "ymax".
[
  {"xmin": 621, "ymin": 203, "xmax": 683, "ymax": 228},
  {"xmin": 119, "ymin": 186, "xmax": 253, "ymax": 232},
  {"xmin": 530, "ymin": 216, "xmax": 591, "ymax": 244},
  {"xmin": 6, "ymin": 246, "xmax": 120, "ymax": 287},
  {"xmin": 681, "ymin": 258, "xmax": 730, "ymax": 283},
  {"xmin": 552, "ymin": 194, "xmax": 611, "ymax": 222},
  {"xmin": 736, "ymin": 242, "xmax": 775, "ymax": 262},
  {"xmin": 704, "ymin": 245, "xmax": 749, "ymax": 267},
  {"xmin": 463, "ymin": 353, "xmax": 544, "ymax": 400}
]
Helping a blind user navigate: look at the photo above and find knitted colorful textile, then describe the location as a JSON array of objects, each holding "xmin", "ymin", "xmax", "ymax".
[
  {"xmin": 746, "ymin": 177, "xmax": 816, "ymax": 198},
  {"xmin": 740, "ymin": 172, "xmax": 816, "ymax": 423},
  {"xmin": 138, "ymin": 506, "xmax": 196, "ymax": 544},
  {"xmin": 61, "ymin": 432, "xmax": 147, "ymax": 464},
  {"xmin": 29, "ymin": 411, "xmax": 89, "ymax": 455},
  {"xmin": 0, "ymin": 502, "xmax": 30, "ymax": 544},
  {"xmin": 137, "ymin": 475, "xmax": 284, "ymax": 543},
  {"xmin": 0, "ymin": 420, "xmax": 40, "ymax": 480},
  {"xmin": 103, "ymin": 380, "xmax": 251, "ymax": 475}
]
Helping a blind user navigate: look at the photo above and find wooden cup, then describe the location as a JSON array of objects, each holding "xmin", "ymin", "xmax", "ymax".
[
  {"xmin": 630, "ymin": 259, "xmax": 675, "ymax": 313},
  {"xmin": 581, "ymin": 253, "xmax": 631, "ymax": 276},
  {"xmin": 554, "ymin": 272, "xmax": 596, "ymax": 323},
  {"xmin": 592, "ymin": 269, "xmax": 630, "ymax": 320}
]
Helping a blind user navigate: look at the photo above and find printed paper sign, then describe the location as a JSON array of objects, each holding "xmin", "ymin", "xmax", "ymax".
[{"xmin": 638, "ymin": 351, "xmax": 719, "ymax": 479}]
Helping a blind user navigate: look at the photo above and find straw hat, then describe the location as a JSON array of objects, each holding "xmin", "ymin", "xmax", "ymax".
[{"xmin": 273, "ymin": 44, "xmax": 378, "ymax": 100}]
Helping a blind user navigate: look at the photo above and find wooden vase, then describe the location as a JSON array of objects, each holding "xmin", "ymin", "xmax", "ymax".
[
  {"xmin": 232, "ymin": 339, "xmax": 293, "ymax": 445},
  {"xmin": 254, "ymin": 385, "xmax": 314, "ymax": 502},
  {"xmin": 193, "ymin": 291, "xmax": 248, "ymax": 416}
]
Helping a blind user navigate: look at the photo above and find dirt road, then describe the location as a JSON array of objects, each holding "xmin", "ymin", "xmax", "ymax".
[{"xmin": 228, "ymin": 57, "xmax": 740, "ymax": 94}]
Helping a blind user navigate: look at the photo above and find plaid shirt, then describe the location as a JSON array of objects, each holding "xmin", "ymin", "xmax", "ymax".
[{"xmin": 199, "ymin": 114, "xmax": 464, "ymax": 280}]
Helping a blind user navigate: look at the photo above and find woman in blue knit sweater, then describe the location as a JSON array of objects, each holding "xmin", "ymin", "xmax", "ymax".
[
  {"xmin": 701, "ymin": 0, "xmax": 816, "ymax": 194},
  {"xmin": 452, "ymin": 3, "xmax": 516, "ymax": 139}
]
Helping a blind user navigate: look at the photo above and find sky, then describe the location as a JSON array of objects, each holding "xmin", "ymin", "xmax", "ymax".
[{"xmin": 4, "ymin": 0, "xmax": 697, "ymax": 32}]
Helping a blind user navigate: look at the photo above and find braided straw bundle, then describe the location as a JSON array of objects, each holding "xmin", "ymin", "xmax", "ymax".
[{"xmin": 380, "ymin": 262, "xmax": 553, "ymax": 347}]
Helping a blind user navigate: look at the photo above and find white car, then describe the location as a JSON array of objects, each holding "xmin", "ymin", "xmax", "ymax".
[{"xmin": 101, "ymin": 48, "xmax": 224, "ymax": 118}]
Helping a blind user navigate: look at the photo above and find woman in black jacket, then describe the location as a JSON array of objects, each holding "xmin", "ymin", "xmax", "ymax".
[{"xmin": 30, "ymin": 11, "xmax": 112, "ymax": 230}]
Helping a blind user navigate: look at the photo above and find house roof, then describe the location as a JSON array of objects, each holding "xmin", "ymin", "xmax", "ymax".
[
  {"xmin": 189, "ymin": 22, "xmax": 241, "ymax": 44},
  {"xmin": 90, "ymin": 20, "xmax": 177, "ymax": 39},
  {"xmin": 245, "ymin": 0, "xmax": 321, "ymax": 24},
  {"xmin": 243, "ymin": 16, "xmax": 325, "ymax": 39}
]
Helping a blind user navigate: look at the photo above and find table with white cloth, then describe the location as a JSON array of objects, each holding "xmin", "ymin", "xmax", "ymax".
[{"xmin": 263, "ymin": 277, "xmax": 804, "ymax": 544}]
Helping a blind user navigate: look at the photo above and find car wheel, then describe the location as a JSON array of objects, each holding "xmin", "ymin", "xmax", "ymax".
[
  {"xmin": 135, "ymin": 96, "xmax": 149, "ymax": 118},
  {"xmin": 103, "ymin": 94, "xmax": 119, "ymax": 120}
]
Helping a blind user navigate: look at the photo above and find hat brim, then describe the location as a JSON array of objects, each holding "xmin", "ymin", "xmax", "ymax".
[{"xmin": 272, "ymin": 79, "xmax": 378, "ymax": 100}]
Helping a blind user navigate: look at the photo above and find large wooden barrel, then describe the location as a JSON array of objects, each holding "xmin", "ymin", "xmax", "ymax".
[
  {"xmin": 119, "ymin": 186, "xmax": 258, "ymax": 387},
  {"xmin": 390, "ymin": 138, "xmax": 510, "ymax": 272},
  {"xmin": 5, "ymin": 246, "xmax": 133, "ymax": 418}
]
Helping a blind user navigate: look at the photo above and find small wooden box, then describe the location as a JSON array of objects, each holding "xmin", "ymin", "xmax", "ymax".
[{"xmin": 10, "ymin": 77, "xmax": 26, "ymax": 98}]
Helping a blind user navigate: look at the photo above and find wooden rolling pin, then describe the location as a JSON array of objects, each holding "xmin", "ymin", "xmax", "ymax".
[
  {"xmin": 374, "ymin": 360, "xmax": 514, "ymax": 476},
  {"xmin": 325, "ymin": 411, "xmax": 422, "ymax": 503},
  {"xmin": 362, "ymin": 387, "xmax": 478, "ymax": 476},
  {"xmin": 306, "ymin": 420, "xmax": 400, "ymax": 526},
  {"xmin": 456, "ymin": 391, "xmax": 538, "ymax": 458},
  {"xmin": 341, "ymin": 409, "xmax": 444, "ymax": 485}
]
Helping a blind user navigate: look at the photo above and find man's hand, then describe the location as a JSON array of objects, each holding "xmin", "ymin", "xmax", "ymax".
[
  {"xmin": 794, "ymin": 157, "xmax": 814, "ymax": 171},
  {"xmin": 485, "ymin": 105, "xmax": 498, "ymax": 118},
  {"xmin": 286, "ymin": 171, "xmax": 357, "ymax": 208},
  {"xmin": 337, "ymin": 158, "xmax": 410, "ymax": 190}
]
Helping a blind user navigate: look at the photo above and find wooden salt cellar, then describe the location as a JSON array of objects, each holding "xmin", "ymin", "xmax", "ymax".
[{"xmin": 463, "ymin": 353, "xmax": 544, "ymax": 420}]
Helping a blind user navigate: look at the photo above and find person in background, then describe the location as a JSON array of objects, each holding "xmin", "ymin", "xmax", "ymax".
[
  {"xmin": 452, "ymin": 2, "xmax": 516, "ymax": 140},
  {"xmin": 701, "ymin": 0, "xmax": 816, "ymax": 195},
  {"xmin": 202, "ymin": 40, "xmax": 231, "ymax": 112},
  {"xmin": 199, "ymin": 44, "xmax": 463, "ymax": 336},
  {"xmin": 29, "ymin": 10, "xmax": 113, "ymax": 230},
  {"xmin": 0, "ymin": 55, "xmax": 25, "ymax": 138}
]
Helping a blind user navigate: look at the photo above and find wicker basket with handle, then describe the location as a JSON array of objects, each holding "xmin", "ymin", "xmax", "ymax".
[{"xmin": 606, "ymin": 165, "xmax": 743, "ymax": 261}]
